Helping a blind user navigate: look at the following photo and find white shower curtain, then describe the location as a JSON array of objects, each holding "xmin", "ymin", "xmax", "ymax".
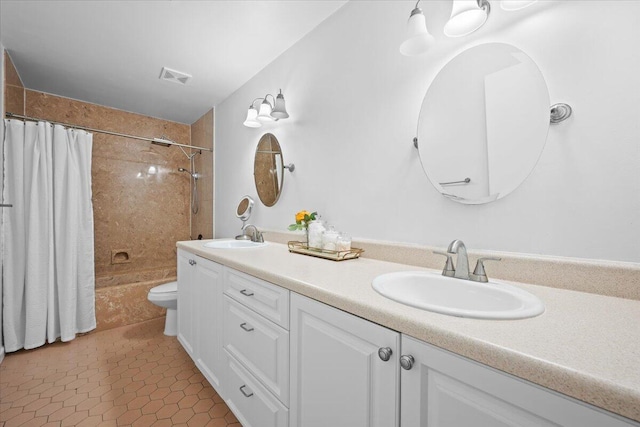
[{"xmin": 3, "ymin": 119, "xmax": 96, "ymax": 352}]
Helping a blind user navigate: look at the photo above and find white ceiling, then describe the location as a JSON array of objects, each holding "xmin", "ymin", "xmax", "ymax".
[{"xmin": 0, "ymin": 0, "xmax": 347, "ymax": 124}]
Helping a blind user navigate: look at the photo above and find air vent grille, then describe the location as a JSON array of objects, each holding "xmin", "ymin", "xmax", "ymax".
[{"xmin": 159, "ymin": 67, "xmax": 192, "ymax": 85}]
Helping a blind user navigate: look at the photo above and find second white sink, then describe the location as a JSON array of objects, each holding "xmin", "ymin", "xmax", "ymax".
[
  {"xmin": 372, "ymin": 271, "xmax": 544, "ymax": 320},
  {"xmin": 203, "ymin": 239, "xmax": 267, "ymax": 249}
]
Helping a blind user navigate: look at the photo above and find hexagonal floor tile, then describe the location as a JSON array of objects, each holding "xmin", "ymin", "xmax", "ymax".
[{"xmin": 0, "ymin": 318, "xmax": 238, "ymax": 427}]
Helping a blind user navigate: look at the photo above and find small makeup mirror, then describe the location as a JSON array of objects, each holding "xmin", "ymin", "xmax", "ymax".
[
  {"xmin": 236, "ymin": 195, "xmax": 254, "ymax": 227},
  {"xmin": 254, "ymin": 133, "xmax": 285, "ymax": 207}
]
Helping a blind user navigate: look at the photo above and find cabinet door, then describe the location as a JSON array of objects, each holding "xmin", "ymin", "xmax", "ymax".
[
  {"xmin": 290, "ymin": 293, "xmax": 399, "ymax": 427},
  {"xmin": 400, "ymin": 335, "xmax": 638, "ymax": 427},
  {"xmin": 177, "ymin": 249, "xmax": 195, "ymax": 357},
  {"xmin": 195, "ymin": 257, "xmax": 224, "ymax": 392}
]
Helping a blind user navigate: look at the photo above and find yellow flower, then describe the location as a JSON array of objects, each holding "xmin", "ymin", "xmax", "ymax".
[
  {"xmin": 295, "ymin": 210, "xmax": 310, "ymax": 222},
  {"xmin": 289, "ymin": 210, "xmax": 318, "ymax": 231}
]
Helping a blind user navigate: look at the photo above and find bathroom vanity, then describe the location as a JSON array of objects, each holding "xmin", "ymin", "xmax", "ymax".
[{"xmin": 176, "ymin": 241, "xmax": 640, "ymax": 427}]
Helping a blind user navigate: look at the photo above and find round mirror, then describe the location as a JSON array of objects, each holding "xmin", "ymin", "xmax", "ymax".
[
  {"xmin": 236, "ymin": 195, "xmax": 254, "ymax": 221},
  {"xmin": 417, "ymin": 43, "xmax": 550, "ymax": 204},
  {"xmin": 254, "ymin": 133, "xmax": 284, "ymax": 207}
]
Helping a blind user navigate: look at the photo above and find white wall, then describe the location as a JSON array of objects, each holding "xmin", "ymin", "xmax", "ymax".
[{"xmin": 214, "ymin": 1, "xmax": 640, "ymax": 263}]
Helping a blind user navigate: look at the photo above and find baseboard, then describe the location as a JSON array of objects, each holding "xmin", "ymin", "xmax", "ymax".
[{"xmin": 0, "ymin": 346, "xmax": 5, "ymax": 364}]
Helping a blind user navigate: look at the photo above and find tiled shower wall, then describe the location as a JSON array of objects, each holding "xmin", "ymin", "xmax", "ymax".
[
  {"xmin": 3, "ymin": 52, "xmax": 213, "ymax": 332},
  {"xmin": 4, "ymin": 52, "xmax": 23, "ymax": 115},
  {"xmin": 190, "ymin": 109, "xmax": 214, "ymax": 240}
]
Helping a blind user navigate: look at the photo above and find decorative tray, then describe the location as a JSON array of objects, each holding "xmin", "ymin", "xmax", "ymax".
[{"xmin": 287, "ymin": 241, "xmax": 364, "ymax": 261}]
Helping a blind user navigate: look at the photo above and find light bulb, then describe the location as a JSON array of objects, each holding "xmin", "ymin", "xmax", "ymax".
[
  {"xmin": 444, "ymin": 0, "xmax": 490, "ymax": 38},
  {"xmin": 400, "ymin": 7, "xmax": 435, "ymax": 56},
  {"xmin": 243, "ymin": 106, "xmax": 261, "ymax": 128},
  {"xmin": 271, "ymin": 91, "xmax": 289, "ymax": 119},
  {"xmin": 257, "ymin": 99, "xmax": 274, "ymax": 122}
]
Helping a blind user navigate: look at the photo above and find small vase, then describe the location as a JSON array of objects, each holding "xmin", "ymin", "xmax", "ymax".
[{"xmin": 307, "ymin": 220, "xmax": 326, "ymax": 249}]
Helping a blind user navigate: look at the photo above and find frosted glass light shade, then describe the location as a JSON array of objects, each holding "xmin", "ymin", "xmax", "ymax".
[
  {"xmin": 271, "ymin": 92, "xmax": 289, "ymax": 119},
  {"xmin": 243, "ymin": 106, "xmax": 261, "ymax": 128},
  {"xmin": 501, "ymin": 0, "xmax": 537, "ymax": 10},
  {"xmin": 444, "ymin": 0, "xmax": 489, "ymax": 37},
  {"xmin": 400, "ymin": 9, "xmax": 435, "ymax": 56},
  {"xmin": 257, "ymin": 100, "xmax": 274, "ymax": 122}
]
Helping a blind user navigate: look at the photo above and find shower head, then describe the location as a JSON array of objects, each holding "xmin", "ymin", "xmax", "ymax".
[{"xmin": 178, "ymin": 167, "xmax": 199, "ymax": 180}]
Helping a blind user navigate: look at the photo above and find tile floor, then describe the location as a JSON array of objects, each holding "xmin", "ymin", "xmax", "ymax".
[{"xmin": 0, "ymin": 318, "xmax": 240, "ymax": 427}]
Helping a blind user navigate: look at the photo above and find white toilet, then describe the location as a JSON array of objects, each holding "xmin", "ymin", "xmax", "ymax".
[{"xmin": 147, "ymin": 281, "xmax": 178, "ymax": 336}]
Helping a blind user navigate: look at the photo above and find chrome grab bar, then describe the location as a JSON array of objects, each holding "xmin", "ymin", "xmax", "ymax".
[{"xmin": 439, "ymin": 178, "xmax": 471, "ymax": 186}]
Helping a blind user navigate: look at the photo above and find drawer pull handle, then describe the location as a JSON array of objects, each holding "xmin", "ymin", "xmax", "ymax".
[
  {"xmin": 240, "ymin": 322, "xmax": 254, "ymax": 332},
  {"xmin": 189, "ymin": 259, "xmax": 197, "ymax": 266},
  {"xmin": 240, "ymin": 289, "xmax": 254, "ymax": 297},
  {"xmin": 239, "ymin": 385, "xmax": 254, "ymax": 397}
]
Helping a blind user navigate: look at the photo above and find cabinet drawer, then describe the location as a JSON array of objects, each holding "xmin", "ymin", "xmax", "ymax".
[
  {"xmin": 224, "ymin": 350, "xmax": 289, "ymax": 427},
  {"xmin": 224, "ymin": 295, "xmax": 289, "ymax": 405},
  {"xmin": 224, "ymin": 268, "xmax": 289, "ymax": 329}
]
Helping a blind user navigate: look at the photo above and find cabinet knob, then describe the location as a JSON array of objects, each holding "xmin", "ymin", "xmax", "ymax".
[
  {"xmin": 400, "ymin": 355, "xmax": 415, "ymax": 370},
  {"xmin": 239, "ymin": 385, "xmax": 254, "ymax": 398},
  {"xmin": 240, "ymin": 322, "xmax": 254, "ymax": 332},
  {"xmin": 239, "ymin": 289, "xmax": 254, "ymax": 297},
  {"xmin": 378, "ymin": 347, "xmax": 393, "ymax": 362}
]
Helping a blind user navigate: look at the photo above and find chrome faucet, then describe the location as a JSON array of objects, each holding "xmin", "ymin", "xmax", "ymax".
[
  {"xmin": 434, "ymin": 239, "xmax": 502, "ymax": 283},
  {"xmin": 241, "ymin": 224, "xmax": 264, "ymax": 243},
  {"xmin": 447, "ymin": 239, "xmax": 470, "ymax": 279}
]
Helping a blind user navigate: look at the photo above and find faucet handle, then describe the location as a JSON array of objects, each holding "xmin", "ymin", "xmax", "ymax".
[
  {"xmin": 433, "ymin": 251, "xmax": 455, "ymax": 277},
  {"xmin": 470, "ymin": 257, "xmax": 502, "ymax": 283}
]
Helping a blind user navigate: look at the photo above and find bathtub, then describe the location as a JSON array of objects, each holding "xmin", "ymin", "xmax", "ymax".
[{"xmin": 95, "ymin": 268, "xmax": 176, "ymax": 332}]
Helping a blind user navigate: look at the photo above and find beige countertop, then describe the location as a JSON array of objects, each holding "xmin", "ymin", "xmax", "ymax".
[{"xmin": 177, "ymin": 240, "xmax": 640, "ymax": 423}]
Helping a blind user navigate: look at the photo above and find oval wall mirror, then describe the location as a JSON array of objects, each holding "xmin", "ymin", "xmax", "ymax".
[
  {"xmin": 417, "ymin": 43, "xmax": 550, "ymax": 204},
  {"xmin": 254, "ymin": 133, "xmax": 284, "ymax": 207}
]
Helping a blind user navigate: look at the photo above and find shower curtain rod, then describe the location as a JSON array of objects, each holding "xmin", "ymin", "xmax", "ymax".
[{"xmin": 4, "ymin": 112, "xmax": 213, "ymax": 153}]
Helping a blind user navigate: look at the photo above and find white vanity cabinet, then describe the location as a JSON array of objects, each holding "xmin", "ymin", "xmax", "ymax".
[
  {"xmin": 176, "ymin": 249, "xmax": 224, "ymax": 391},
  {"xmin": 177, "ymin": 249, "xmax": 196, "ymax": 356},
  {"xmin": 176, "ymin": 245, "xmax": 638, "ymax": 427},
  {"xmin": 222, "ymin": 268, "xmax": 290, "ymax": 427},
  {"xmin": 400, "ymin": 335, "xmax": 638, "ymax": 427},
  {"xmin": 290, "ymin": 293, "xmax": 400, "ymax": 427}
]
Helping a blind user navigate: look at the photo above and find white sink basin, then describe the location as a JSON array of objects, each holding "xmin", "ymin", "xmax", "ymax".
[
  {"xmin": 372, "ymin": 271, "xmax": 544, "ymax": 320},
  {"xmin": 203, "ymin": 239, "xmax": 267, "ymax": 249}
]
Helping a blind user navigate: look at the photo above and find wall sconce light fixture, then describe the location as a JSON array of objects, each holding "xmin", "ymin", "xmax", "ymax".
[
  {"xmin": 243, "ymin": 89, "xmax": 289, "ymax": 128},
  {"xmin": 400, "ymin": 0, "xmax": 435, "ymax": 56},
  {"xmin": 500, "ymin": 0, "xmax": 537, "ymax": 11},
  {"xmin": 444, "ymin": 0, "xmax": 491, "ymax": 37},
  {"xmin": 400, "ymin": 0, "xmax": 541, "ymax": 55}
]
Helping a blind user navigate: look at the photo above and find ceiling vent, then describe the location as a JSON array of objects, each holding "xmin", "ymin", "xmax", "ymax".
[{"xmin": 159, "ymin": 67, "xmax": 192, "ymax": 85}]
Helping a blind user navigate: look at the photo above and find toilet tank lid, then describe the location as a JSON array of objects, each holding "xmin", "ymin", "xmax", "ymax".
[{"xmin": 150, "ymin": 281, "xmax": 177, "ymax": 294}]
